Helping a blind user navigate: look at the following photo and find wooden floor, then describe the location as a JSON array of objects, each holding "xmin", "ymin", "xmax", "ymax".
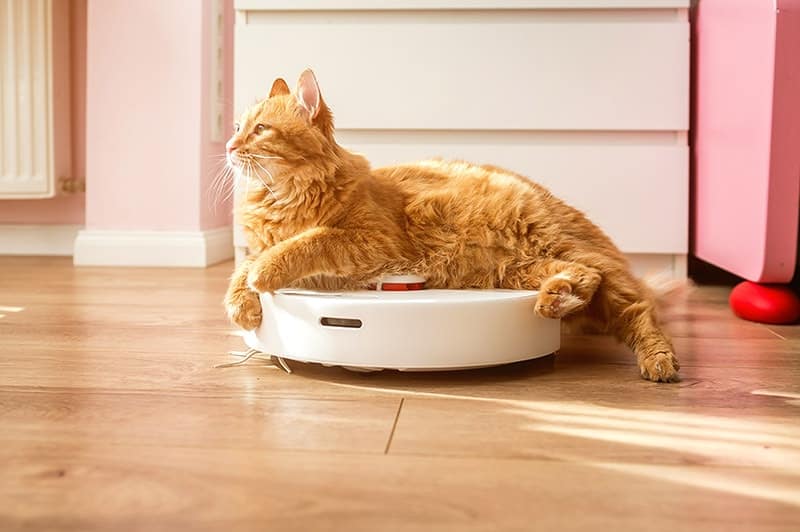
[{"xmin": 1, "ymin": 257, "xmax": 799, "ymax": 531}]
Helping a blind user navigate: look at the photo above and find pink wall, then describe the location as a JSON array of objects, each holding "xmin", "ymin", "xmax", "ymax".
[
  {"xmin": 85, "ymin": 0, "xmax": 233, "ymax": 232},
  {"xmin": 0, "ymin": 0, "xmax": 86, "ymax": 225},
  {"xmin": 85, "ymin": 0, "xmax": 201, "ymax": 231}
]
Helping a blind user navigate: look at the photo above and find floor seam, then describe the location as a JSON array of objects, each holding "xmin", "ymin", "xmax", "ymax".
[{"xmin": 384, "ymin": 397, "xmax": 405, "ymax": 455}]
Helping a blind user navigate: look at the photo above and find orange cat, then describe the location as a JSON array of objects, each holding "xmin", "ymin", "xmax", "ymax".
[{"xmin": 224, "ymin": 70, "xmax": 680, "ymax": 382}]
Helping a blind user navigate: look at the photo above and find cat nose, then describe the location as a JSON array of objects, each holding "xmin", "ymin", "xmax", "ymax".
[{"xmin": 226, "ymin": 140, "xmax": 241, "ymax": 154}]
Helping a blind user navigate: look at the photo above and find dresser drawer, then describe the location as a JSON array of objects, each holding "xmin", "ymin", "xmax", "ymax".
[
  {"xmin": 338, "ymin": 130, "xmax": 688, "ymax": 254},
  {"xmin": 236, "ymin": 3, "xmax": 688, "ymax": 131}
]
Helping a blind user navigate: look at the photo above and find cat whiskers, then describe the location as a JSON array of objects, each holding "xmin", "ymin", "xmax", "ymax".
[
  {"xmin": 251, "ymin": 158, "xmax": 276, "ymax": 185},
  {"xmin": 243, "ymin": 159, "xmax": 278, "ymax": 201},
  {"xmin": 209, "ymin": 151, "xmax": 280, "ymax": 205},
  {"xmin": 208, "ymin": 159, "xmax": 237, "ymax": 211},
  {"xmin": 221, "ymin": 164, "xmax": 239, "ymax": 203}
]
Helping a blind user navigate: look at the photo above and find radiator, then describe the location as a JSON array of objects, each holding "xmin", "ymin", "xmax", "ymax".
[{"xmin": 0, "ymin": 0, "xmax": 54, "ymax": 198}]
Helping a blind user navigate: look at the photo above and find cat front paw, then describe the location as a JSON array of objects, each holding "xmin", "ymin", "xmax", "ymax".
[
  {"xmin": 638, "ymin": 350, "xmax": 680, "ymax": 383},
  {"xmin": 225, "ymin": 291, "xmax": 263, "ymax": 330}
]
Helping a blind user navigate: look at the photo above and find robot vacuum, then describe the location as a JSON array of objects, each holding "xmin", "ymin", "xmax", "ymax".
[{"xmin": 241, "ymin": 276, "xmax": 561, "ymax": 372}]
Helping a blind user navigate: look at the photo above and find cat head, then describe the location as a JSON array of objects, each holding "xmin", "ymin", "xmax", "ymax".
[{"xmin": 225, "ymin": 69, "xmax": 336, "ymax": 191}]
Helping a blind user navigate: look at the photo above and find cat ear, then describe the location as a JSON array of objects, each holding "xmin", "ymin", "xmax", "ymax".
[
  {"xmin": 295, "ymin": 69, "xmax": 321, "ymax": 120},
  {"xmin": 269, "ymin": 78, "xmax": 290, "ymax": 98}
]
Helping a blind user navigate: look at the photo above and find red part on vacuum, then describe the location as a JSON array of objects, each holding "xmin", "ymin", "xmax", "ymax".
[
  {"xmin": 729, "ymin": 281, "xmax": 800, "ymax": 325},
  {"xmin": 379, "ymin": 282, "xmax": 426, "ymax": 291}
]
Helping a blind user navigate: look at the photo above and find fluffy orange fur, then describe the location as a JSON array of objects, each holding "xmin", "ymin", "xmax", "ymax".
[{"xmin": 224, "ymin": 70, "xmax": 680, "ymax": 382}]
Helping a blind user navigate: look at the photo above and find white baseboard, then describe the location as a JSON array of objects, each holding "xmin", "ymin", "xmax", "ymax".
[
  {"xmin": 0, "ymin": 224, "xmax": 82, "ymax": 256},
  {"xmin": 73, "ymin": 227, "xmax": 233, "ymax": 267}
]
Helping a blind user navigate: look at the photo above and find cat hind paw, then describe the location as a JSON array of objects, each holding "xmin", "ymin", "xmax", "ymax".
[{"xmin": 638, "ymin": 350, "xmax": 680, "ymax": 383}]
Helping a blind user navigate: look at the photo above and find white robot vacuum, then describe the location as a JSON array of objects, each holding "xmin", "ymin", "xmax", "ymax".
[{"xmin": 240, "ymin": 276, "xmax": 561, "ymax": 372}]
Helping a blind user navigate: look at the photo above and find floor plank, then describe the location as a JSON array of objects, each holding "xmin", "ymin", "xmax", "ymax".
[
  {"xmin": 1, "ymin": 444, "xmax": 798, "ymax": 532},
  {"xmin": 389, "ymin": 396, "xmax": 800, "ymax": 466},
  {"xmin": 0, "ymin": 389, "xmax": 401, "ymax": 454}
]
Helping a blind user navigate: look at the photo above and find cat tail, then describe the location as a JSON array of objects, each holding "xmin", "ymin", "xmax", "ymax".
[{"xmin": 642, "ymin": 272, "xmax": 695, "ymax": 324}]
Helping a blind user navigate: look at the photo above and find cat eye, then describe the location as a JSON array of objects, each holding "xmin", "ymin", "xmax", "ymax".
[
  {"xmin": 233, "ymin": 122, "xmax": 240, "ymax": 133},
  {"xmin": 255, "ymin": 123, "xmax": 271, "ymax": 134}
]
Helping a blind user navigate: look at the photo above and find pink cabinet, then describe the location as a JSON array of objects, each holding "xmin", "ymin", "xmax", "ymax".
[{"xmin": 693, "ymin": 0, "xmax": 800, "ymax": 283}]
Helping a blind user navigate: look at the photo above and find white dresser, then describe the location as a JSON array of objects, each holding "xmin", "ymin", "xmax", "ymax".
[{"xmin": 233, "ymin": 0, "xmax": 689, "ymax": 277}]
